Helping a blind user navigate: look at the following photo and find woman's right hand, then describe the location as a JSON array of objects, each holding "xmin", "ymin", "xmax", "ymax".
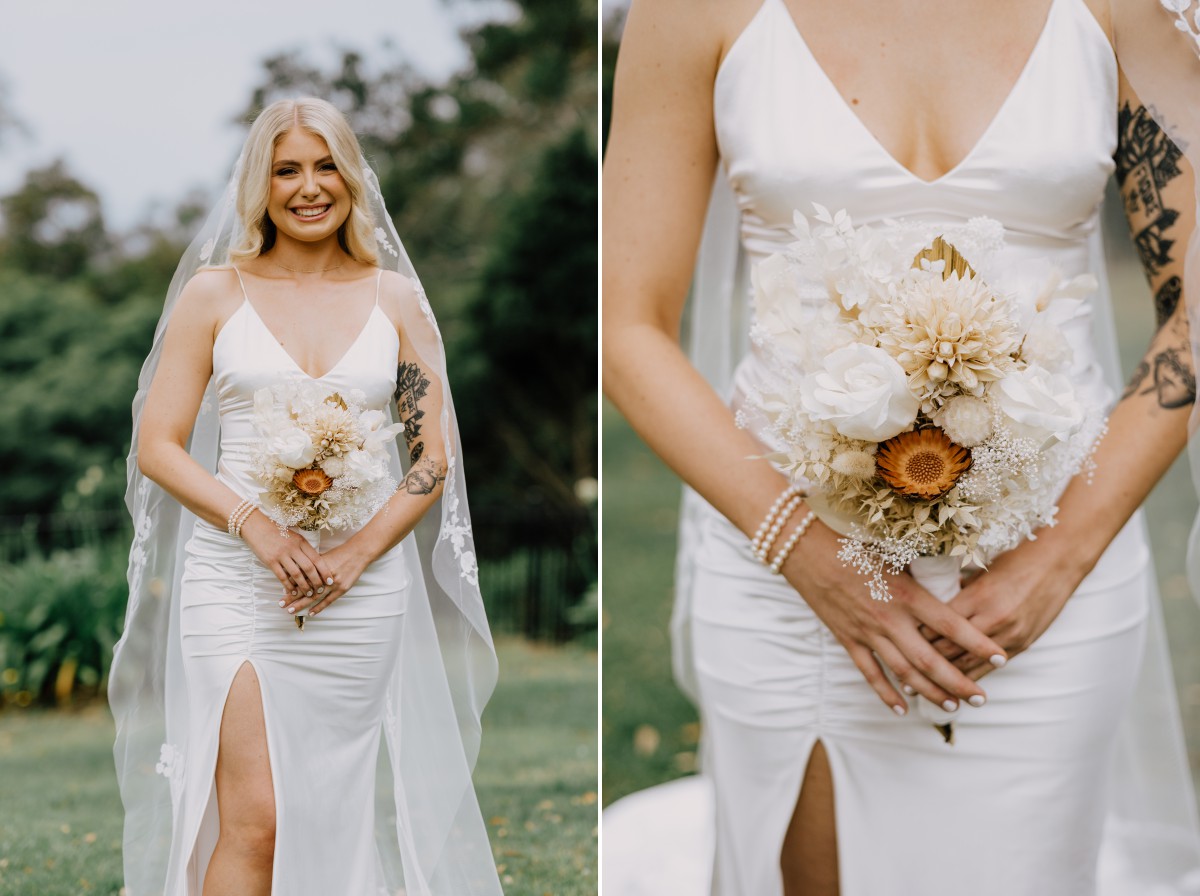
[
  {"xmin": 240, "ymin": 511, "xmax": 334, "ymax": 602},
  {"xmin": 779, "ymin": 518, "xmax": 1006, "ymax": 715}
]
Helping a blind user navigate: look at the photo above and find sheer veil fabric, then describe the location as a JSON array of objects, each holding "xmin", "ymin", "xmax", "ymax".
[
  {"xmin": 657, "ymin": 0, "xmax": 1200, "ymax": 889},
  {"xmin": 108, "ymin": 155, "xmax": 501, "ymax": 895}
]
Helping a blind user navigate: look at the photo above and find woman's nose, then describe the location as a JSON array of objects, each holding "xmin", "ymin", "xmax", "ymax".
[{"xmin": 300, "ymin": 170, "xmax": 319, "ymax": 197}]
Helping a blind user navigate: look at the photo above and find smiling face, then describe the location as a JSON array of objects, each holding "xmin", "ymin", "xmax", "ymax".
[{"xmin": 266, "ymin": 128, "xmax": 352, "ymax": 247}]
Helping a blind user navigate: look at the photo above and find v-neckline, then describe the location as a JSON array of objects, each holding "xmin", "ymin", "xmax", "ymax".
[
  {"xmin": 772, "ymin": 0, "xmax": 1059, "ymax": 186},
  {"xmin": 242, "ymin": 299, "xmax": 380, "ymax": 382}
]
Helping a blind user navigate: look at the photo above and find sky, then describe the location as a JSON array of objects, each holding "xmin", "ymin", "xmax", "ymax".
[{"xmin": 0, "ymin": 0, "xmax": 495, "ymax": 228}]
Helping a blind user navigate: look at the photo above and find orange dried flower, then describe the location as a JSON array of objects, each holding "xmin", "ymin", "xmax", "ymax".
[
  {"xmin": 292, "ymin": 467, "xmax": 333, "ymax": 496},
  {"xmin": 876, "ymin": 428, "xmax": 972, "ymax": 500}
]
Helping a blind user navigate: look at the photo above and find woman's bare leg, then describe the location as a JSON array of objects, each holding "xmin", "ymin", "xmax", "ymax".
[
  {"xmin": 202, "ymin": 661, "xmax": 276, "ymax": 896},
  {"xmin": 780, "ymin": 740, "xmax": 840, "ymax": 896}
]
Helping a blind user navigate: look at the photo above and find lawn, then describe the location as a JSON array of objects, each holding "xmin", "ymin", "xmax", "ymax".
[
  {"xmin": 0, "ymin": 637, "xmax": 597, "ymax": 896},
  {"xmin": 602, "ymin": 225, "xmax": 1200, "ymax": 808}
]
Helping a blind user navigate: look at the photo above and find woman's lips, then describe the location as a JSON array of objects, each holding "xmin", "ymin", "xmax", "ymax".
[{"xmin": 290, "ymin": 204, "xmax": 331, "ymax": 221}]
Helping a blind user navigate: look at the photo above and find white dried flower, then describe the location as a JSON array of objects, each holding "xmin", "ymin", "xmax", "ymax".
[
  {"xmin": 831, "ymin": 449, "xmax": 878, "ymax": 479},
  {"xmin": 876, "ymin": 272, "xmax": 1020, "ymax": 404},
  {"xmin": 937, "ymin": 396, "xmax": 993, "ymax": 447}
]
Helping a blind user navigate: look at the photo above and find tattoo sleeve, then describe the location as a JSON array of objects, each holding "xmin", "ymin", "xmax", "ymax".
[
  {"xmin": 394, "ymin": 359, "xmax": 446, "ymax": 494},
  {"xmin": 1115, "ymin": 101, "xmax": 1195, "ymax": 410},
  {"xmin": 394, "ymin": 361, "xmax": 432, "ymax": 464},
  {"xmin": 1115, "ymin": 103, "xmax": 1184, "ymax": 280}
]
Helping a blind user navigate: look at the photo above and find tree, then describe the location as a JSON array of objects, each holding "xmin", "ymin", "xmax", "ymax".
[{"xmin": 0, "ymin": 161, "xmax": 108, "ymax": 280}]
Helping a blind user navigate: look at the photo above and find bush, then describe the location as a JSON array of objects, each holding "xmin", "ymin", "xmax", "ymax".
[{"xmin": 0, "ymin": 539, "xmax": 128, "ymax": 708}]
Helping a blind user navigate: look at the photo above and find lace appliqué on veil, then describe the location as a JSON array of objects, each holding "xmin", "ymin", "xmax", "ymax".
[
  {"xmin": 155, "ymin": 743, "xmax": 186, "ymax": 803},
  {"xmin": 1162, "ymin": 0, "xmax": 1200, "ymax": 53}
]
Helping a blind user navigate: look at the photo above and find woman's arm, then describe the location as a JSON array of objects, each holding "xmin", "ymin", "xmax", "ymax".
[
  {"xmin": 138, "ymin": 269, "xmax": 335, "ymax": 599},
  {"xmin": 287, "ymin": 272, "xmax": 449, "ymax": 618},
  {"xmin": 933, "ymin": 70, "xmax": 1197, "ymax": 677},
  {"xmin": 604, "ymin": 0, "xmax": 1005, "ymax": 714}
]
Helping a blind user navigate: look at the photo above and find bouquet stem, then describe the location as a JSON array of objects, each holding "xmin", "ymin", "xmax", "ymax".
[{"xmin": 907, "ymin": 554, "xmax": 964, "ymax": 743}]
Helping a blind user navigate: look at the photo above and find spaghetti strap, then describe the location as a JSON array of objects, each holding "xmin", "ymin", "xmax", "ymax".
[
  {"xmin": 232, "ymin": 265, "xmax": 249, "ymax": 303},
  {"xmin": 374, "ymin": 269, "xmax": 383, "ymax": 307}
]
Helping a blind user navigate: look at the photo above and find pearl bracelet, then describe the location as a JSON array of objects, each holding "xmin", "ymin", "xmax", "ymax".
[
  {"xmin": 750, "ymin": 484, "xmax": 805, "ymax": 562},
  {"xmin": 769, "ymin": 510, "xmax": 816, "ymax": 574},
  {"xmin": 227, "ymin": 499, "xmax": 256, "ymax": 538}
]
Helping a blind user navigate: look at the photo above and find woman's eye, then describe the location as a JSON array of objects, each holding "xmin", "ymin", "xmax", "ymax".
[
  {"xmin": 320, "ymin": 162, "xmax": 338, "ymax": 172},
  {"xmin": 274, "ymin": 167, "xmax": 297, "ymax": 176}
]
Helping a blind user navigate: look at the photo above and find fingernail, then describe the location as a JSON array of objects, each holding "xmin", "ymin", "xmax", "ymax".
[
  {"xmin": 317, "ymin": 587, "xmax": 325, "ymax": 594},
  {"xmin": 902, "ymin": 684, "xmax": 916, "ymax": 696},
  {"xmin": 292, "ymin": 590, "xmax": 299, "ymax": 597},
  {"xmin": 306, "ymin": 590, "xmax": 313, "ymax": 597},
  {"xmin": 325, "ymin": 577, "xmax": 334, "ymax": 586},
  {"xmin": 288, "ymin": 607, "xmax": 296, "ymax": 614},
  {"xmin": 942, "ymin": 699, "xmax": 958, "ymax": 712},
  {"xmin": 990, "ymin": 654, "xmax": 1007, "ymax": 668},
  {"xmin": 892, "ymin": 704, "xmax": 906, "ymax": 716},
  {"xmin": 968, "ymin": 695, "xmax": 986, "ymax": 707},
  {"xmin": 278, "ymin": 600, "xmax": 286, "ymax": 607}
]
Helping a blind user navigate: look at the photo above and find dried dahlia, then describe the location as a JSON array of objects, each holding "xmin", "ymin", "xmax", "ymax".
[
  {"xmin": 292, "ymin": 467, "xmax": 333, "ymax": 496},
  {"xmin": 876, "ymin": 428, "xmax": 972, "ymax": 500}
]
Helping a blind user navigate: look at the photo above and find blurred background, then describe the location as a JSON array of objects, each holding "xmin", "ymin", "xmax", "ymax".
[
  {"xmin": 0, "ymin": 2, "xmax": 597, "ymax": 894},
  {"xmin": 600, "ymin": 0, "xmax": 1200, "ymax": 818}
]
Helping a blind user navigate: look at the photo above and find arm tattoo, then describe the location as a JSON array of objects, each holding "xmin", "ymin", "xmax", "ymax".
[
  {"xmin": 1114, "ymin": 102, "xmax": 1185, "ymax": 278},
  {"xmin": 1154, "ymin": 276, "xmax": 1182, "ymax": 331},
  {"xmin": 401, "ymin": 456, "xmax": 447, "ymax": 496},
  {"xmin": 1122, "ymin": 318, "xmax": 1197, "ymax": 409},
  {"xmin": 394, "ymin": 361, "xmax": 432, "ymax": 464}
]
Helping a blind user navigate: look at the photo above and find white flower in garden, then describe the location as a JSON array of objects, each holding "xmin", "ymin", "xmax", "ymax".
[
  {"xmin": 937, "ymin": 395, "xmax": 993, "ymax": 447},
  {"xmin": 993, "ymin": 365, "xmax": 1085, "ymax": 447},
  {"xmin": 799, "ymin": 344, "xmax": 919, "ymax": 441}
]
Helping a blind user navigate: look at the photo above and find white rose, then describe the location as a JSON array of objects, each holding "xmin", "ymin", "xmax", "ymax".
[
  {"xmin": 267, "ymin": 426, "xmax": 317, "ymax": 468},
  {"xmin": 993, "ymin": 365, "xmax": 1084, "ymax": 447},
  {"xmin": 343, "ymin": 449, "xmax": 383, "ymax": 483},
  {"xmin": 799, "ymin": 344, "xmax": 919, "ymax": 441}
]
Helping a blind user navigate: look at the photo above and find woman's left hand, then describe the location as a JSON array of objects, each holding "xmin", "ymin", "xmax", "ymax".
[
  {"xmin": 280, "ymin": 541, "xmax": 372, "ymax": 618},
  {"xmin": 924, "ymin": 544, "xmax": 1084, "ymax": 681}
]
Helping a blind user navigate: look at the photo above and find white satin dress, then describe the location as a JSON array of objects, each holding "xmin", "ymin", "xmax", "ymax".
[
  {"xmin": 605, "ymin": 0, "xmax": 1200, "ymax": 893},
  {"xmin": 164, "ymin": 270, "xmax": 412, "ymax": 895}
]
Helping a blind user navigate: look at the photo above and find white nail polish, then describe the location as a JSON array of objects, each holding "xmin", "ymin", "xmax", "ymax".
[
  {"xmin": 892, "ymin": 705, "xmax": 906, "ymax": 716},
  {"xmin": 942, "ymin": 699, "xmax": 958, "ymax": 712},
  {"xmin": 306, "ymin": 590, "xmax": 313, "ymax": 597},
  {"xmin": 278, "ymin": 600, "xmax": 286, "ymax": 607},
  {"xmin": 968, "ymin": 695, "xmax": 986, "ymax": 707},
  {"xmin": 326, "ymin": 577, "xmax": 334, "ymax": 586},
  {"xmin": 990, "ymin": 654, "xmax": 1007, "ymax": 668},
  {"xmin": 317, "ymin": 587, "xmax": 325, "ymax": 594},
  {"xmin": 902, "ymin": 684, "xmax": 916, "ymax": 696},
  {"xmin": 288, "ymin": 608, "xmax": 296, "ymax": 614}
]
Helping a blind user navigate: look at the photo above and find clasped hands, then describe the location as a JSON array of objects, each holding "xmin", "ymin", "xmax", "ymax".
[
  {"xmin": 782, "ymin": 522, "xmax": 1078, "ymax": 715},
  {"xmin": 241, "ymin": 513, "xmax": 370, "ymax": 619}
]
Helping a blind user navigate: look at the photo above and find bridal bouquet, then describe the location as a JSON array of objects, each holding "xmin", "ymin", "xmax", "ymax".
[
  {"xmin": 250, "ymin": 380, "xmax": 403, "ymax": 532},
  {"xmin": 746, "ymin": 206, "xmax": 1106, "ymax": 601}
]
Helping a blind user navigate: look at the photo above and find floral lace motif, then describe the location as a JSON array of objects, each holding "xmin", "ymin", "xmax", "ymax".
[
  {"xmin": 1162, "ymin": 0, "xmax": 1200, "ymax": 54},
  {"xmin": 155, "ymin": 742, "xmax": 186, "ymax": 803},
  {"xmin": 440, "ymin": 455, "xmax": 479, "ymax": 587}
]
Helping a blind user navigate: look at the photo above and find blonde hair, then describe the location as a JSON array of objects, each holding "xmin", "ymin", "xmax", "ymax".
[{"xmin": 230, "ymin": 97, "xmax": 378, "ymax": 265}]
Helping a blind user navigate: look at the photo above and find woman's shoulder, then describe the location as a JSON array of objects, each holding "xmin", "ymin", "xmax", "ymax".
[
  {"xmin": 172, "ymin": 266, "xmax": 244, "ymax": 334},
  {"xmin": 621, "ymin": 0, "xmax": 761, "ymax": 73}
]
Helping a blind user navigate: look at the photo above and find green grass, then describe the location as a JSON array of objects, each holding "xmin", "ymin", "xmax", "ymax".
[
  {"xmin": 0, "ymin": 637, "xmax": 597, "ymax": 896},
  {"xmin": 602, "ymin": 236, "xmax": 1200, "ymax": 808}
]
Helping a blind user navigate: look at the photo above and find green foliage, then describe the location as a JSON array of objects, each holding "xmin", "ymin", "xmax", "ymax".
[
  {"xmin": 0, "ymin": 161, "xmax": 108, "ymax": 280},
  {"xmin": 457, "ymin": 128, "xmax": 598, "ymax": 524},
  {"xmin": 0, "ymin": 270, "xmax": 159, "ymax": 517},
  {"xmin": 0, "ymin": 540, "xmax": 128, "ymax": 708}
]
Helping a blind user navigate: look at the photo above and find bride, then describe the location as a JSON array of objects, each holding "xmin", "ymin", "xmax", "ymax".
[
  {"xmin": 109, "ymin": 98, "xmax": 501, "ymax": 895},
  {"xmin": 603, "ymin": 0, "xmax": 1200, "ymax": 893}
]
